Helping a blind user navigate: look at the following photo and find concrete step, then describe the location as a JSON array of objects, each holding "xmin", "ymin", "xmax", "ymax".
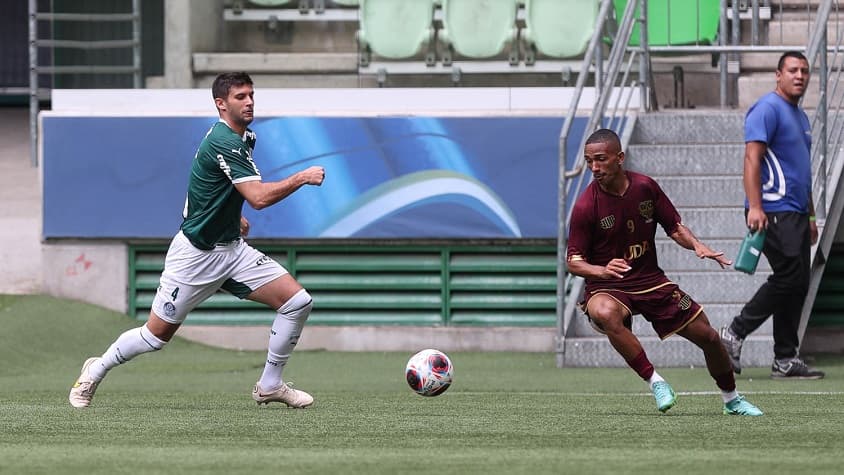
[
  {"xmin": 778, "ymin": 0, "xmax": 825, "ymax": 8},
  {"xmin": 668, "ymin": 270, "xmax": 770, "ymax": 304},
  {"xmin": 562, "ymin": 335, "xmax": 774, "ymax": 367},
  {"xmin": 647, "ymin": 176, "xmax": 745, "ymax": 207},
  {"xmin": 192, "ymin": 52, "xmax": 358, "ymax": 74},
  {"xmin": 765, "ymin": 19, "xmax": 837, "ymax": 47},
  {"xmin": 666, "ymin": 270, "xmax": 769, "ymax": 304},
  {"xmin": 654, "ymin": 239, "xmax": 772, "ymax": 272},
  {"xmin": 190, "ymin": 73, "xmax": 371, "ymax": 89},
  {"xmin": 626, "ymin": 144, "xmax": 745, "ymax": 175},
  {"xmin": 671, "ymin": 207, "xmax": 749, "ymax": 238},
  {"xmin": 738, "ymin": 73, "xmax": 844, "ymax": 109},
  {"xmin": 632, "ymin": 112, "xmax": 745, "ymax": 144}
]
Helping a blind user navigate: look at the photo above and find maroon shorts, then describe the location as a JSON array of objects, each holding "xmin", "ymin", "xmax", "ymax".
[{"xmin": 580, "ymin": 281, "xmax": 703, "ymax": 339}]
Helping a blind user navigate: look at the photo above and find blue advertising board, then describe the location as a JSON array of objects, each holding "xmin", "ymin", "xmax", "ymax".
[{"xmin": 43, "ymin": 115, "xmax": 590, "ymax": 239}]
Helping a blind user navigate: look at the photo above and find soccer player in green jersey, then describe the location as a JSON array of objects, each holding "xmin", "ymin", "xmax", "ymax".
[{"xmin": 70, "ymin": 72, "xmax": 325, "ymax": 408}]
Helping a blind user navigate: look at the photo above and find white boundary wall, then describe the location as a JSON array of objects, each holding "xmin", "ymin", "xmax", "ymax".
[{"xmin": 50, "ymin": 86, "xmax": 638, "ymax": 116}]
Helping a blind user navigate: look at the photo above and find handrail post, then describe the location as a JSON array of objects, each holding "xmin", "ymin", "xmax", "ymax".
[
  {"xmin": 556, "ymin": 0, "xmax": 618, "ymax": 367},
  {"xmin": 798, "ymin": 0, "xmax": 835, "ymax": 353},
  {"xmin": 817, "ymin": 33, "xmax": 828, "ymax": 220},
  {"xmin": 29, "ymin": 0, "xmax": 38, "ymax": 167},
  {"xmin": 639, "ymin": 0, "xmax": 650, "ymax": 111},
  {"xmin": 556, "ymin": 0, "xmax": 637, "ymax": 367},
  {"xmin": 719, "ymin": 0, "xmax": 728, "ymax": 108},
  {"xmin": 132, "ymin": 0, "xmax": 142, "ymax": 89}
]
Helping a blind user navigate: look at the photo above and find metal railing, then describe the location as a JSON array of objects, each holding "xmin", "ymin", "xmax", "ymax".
[
  {"xmin": 28, "ymin": 0, "xmax": 142, "ymax": 166},
  {"xmin": 555, "ymin": 0, "xmax": 644, "ymax": 367},
  {"xmin": 800, "ymin": 0, "xmax": 844, "ymax": 345}
]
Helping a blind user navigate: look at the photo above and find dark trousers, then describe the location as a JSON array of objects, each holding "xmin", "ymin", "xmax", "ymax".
[{"xmin": 731, "ymin": 211, "xmax": 811, "ymax": 359}]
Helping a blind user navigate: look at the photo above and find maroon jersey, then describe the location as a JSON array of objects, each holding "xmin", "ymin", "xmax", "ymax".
[{"xmin": 567, "ymin": 171, "xmax": 682, "ymax": 292}]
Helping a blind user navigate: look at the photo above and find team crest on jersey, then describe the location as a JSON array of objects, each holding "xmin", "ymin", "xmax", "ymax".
[
  {"xmin": 639, "ymin": 200, "xmax": 654, "ymax": 222},
  {"xmin": 672, "ymin": 290, "xmax": 692, "ymax": 310},
  {"xmin": 163, "ymin": 302, "xmax": 177, "ymax": 317},
  {"xmin": 599, "ymin": 215, "xmax": 615, "ymax": 230}
]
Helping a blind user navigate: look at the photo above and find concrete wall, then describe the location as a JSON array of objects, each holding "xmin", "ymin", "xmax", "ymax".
[
  {"xmin": 0, "ymin": 108, "xmax": 41, "ymax": 294},
  {"xmin": 179, "ymin": 326, "xmax": 556, "ymax": 352},
  {"xmin": 163, "ymin": 0, "xmax": 226, "ymax": 88},
  {"xmin": 41, "ymin": 242, "xmax": 128, "ymax": 314}
]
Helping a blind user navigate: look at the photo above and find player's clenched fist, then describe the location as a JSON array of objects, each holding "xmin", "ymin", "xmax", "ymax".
[{"xmin": 300, "ymin": 166, "xmax": 325, "ymax": 186}]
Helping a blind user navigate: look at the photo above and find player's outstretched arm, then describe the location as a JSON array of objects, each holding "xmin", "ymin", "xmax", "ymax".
[
  {"xmin": 669, "ymin": 223, "xmax": 732, "ymax": 269},
  {"xmin": 235, "ymin": 166, "xmax": 325, "ymax": 210}
]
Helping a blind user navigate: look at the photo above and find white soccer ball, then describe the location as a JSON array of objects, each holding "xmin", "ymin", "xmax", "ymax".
[{"xmin": 405, "ymin": 349, "xmax": 453, "ymax": 397}]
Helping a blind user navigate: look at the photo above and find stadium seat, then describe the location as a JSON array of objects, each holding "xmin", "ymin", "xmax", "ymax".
[
  {"xmin": 248, "ymin": 0, "xmax": 295, "ymax": 5},
  {"xmin": 522, "ymin": 0, "xmax": 599, "ymax": 63},
  {"xmin": 613, "ymin": 0, "xmax": 720, "ymax": 46},
  {"xmin": 439, "ymin": 0, "xmax": 519, "ymax": 64},
  {"xmin": 357, "ymin": 0, "xmax": 436, "ymax": 66},
  {"xmin": 330, "ymin": 0, "xmax": 359, "ymax": 5},
  {"xmin": 245, "ymin": 0, "xmax": 308, "ymax": 14}
]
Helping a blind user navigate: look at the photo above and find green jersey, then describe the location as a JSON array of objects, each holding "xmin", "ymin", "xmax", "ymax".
[{"xmin": 181, "ymin": 120, "xmax": 261, "ymax": 250}]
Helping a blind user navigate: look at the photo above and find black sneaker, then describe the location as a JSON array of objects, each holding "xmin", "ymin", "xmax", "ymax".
[
  {"xmin": 719, "ymin": 325, "xmax": 743, "ymax": 374},
  {"xmin": 771, "ymin": 357, "xmax": 825, "ymax": 380}
]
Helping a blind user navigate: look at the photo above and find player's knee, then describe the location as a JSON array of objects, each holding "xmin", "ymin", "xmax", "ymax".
[
  {"xmin": 277, "ymin": 288, "xmax": 313, "ymax": 322},
  {"xmin": 588, "ymin": 300, "xmax": 624, "ymax": 326}
]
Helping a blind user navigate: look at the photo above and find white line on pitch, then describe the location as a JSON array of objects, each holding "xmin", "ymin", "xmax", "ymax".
[{"xmin": 454, "ymin": 391, "xmax": 844, "ymax": 397}]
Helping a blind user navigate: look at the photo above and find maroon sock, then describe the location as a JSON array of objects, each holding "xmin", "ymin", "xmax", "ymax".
[
  {"xmin": 626, "ymin": 350, "xmax": 655, "ymax": 381},
  {"xmin": 713, "ymin": 370, "xmax": 736, "ymax": 392}
]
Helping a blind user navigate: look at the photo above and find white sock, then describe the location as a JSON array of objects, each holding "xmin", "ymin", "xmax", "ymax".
[
  {"xmin": 88, "ymin": 324, "xmax": 166, "ymax": 381},
  {"xmin": 721, "ymin": 390, "xmax": 739, "ymax": 404},
  {"xmin": 258, "ymin": 289, "xmax": 312, "ymax": 390},
  {"xmin": 648, "ymin": 371, "xmax": 665, "ymax": 389}
]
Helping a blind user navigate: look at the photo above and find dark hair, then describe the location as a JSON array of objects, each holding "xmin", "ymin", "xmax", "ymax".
[
  {"xmin": 211, "ymin": 72, "xmax": 253, "ymax": 101},
  {"xmin": 777, "ymin": 51, "xmax": 808, "ymax": 71},
  {"xmin": 585, "ymin": 128, "xmax": 621, "ymax": 150}
]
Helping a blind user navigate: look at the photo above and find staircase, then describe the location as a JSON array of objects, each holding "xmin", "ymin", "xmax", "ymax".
[{"xmin": 563, "ymin": 111, "xmax": 775, "ymax": 367}]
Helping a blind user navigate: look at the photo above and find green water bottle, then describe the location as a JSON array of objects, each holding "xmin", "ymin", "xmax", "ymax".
[{"xmin": 735, "ymin": 229, "xmax": 766, "ymax": 275}]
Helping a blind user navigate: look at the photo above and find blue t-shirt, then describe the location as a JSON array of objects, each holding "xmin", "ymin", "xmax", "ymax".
[{"xmin": 744, "ymin": 92, "xmax": 812, "ymax": 213}]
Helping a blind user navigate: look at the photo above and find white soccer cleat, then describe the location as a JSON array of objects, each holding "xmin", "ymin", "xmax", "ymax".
[
  {"xmin": 252, "ymin": 382, "xmax": 314, "ymax": 408},
  {"xmin": 69, "ymin": 357, "xmax": 101, "ymax": 408}
]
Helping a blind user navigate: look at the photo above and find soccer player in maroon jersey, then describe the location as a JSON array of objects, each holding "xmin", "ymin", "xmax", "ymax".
[{"xmin": 567, "ymin": 128, "xmax": 763, "ymax": 416}]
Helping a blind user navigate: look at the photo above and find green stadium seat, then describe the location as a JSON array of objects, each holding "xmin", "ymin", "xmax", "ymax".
[
  {"xmin": 331, "ymin": 0, "xmax": 359, "ymax": 5},
  {"xmin": 439, "ymin": 0, "xmax": 519, "ymax": 64},
  {"xmin": 248, "ymin": 0, "xmax": 295, "ymax": 5},
  {"xmin": 523, "ymin": 0, "xmax": 598, "ymax": 63},
  {"xmin": 613, "ymin": 0, "xmax": 720, "ymax": 46},
  {"xmin": 357, "ymin": 0, "xmax": 436, "ymax": 65},
  {"xmin": 246, "ymin": 0, "xmax": 307, "ymax": 14}
]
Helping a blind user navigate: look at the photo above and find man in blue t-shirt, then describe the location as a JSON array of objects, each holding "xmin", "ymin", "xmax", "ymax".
[{"xmin": 720, "ymin": 51, "xmax": 824, "ymax": 380}]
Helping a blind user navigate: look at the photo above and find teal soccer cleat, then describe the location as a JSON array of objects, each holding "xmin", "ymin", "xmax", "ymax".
[
  {"xmin": 723, "ymin": 395, "xmax": 764, "ymax": 416},
  {"xmin": 651, "ymin": 381, "xmax": 676, "ymax": 413}
]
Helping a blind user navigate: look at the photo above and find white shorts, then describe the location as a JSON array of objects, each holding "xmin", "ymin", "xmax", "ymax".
[{"xmin": 151, "ymin": 231, "xmax": 287, "ymax": 324}]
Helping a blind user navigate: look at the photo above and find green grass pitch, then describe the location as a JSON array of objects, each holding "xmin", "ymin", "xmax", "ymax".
[{"xmin": 1, "ymin": 294, "xmax": 843, "ymax": 474}]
